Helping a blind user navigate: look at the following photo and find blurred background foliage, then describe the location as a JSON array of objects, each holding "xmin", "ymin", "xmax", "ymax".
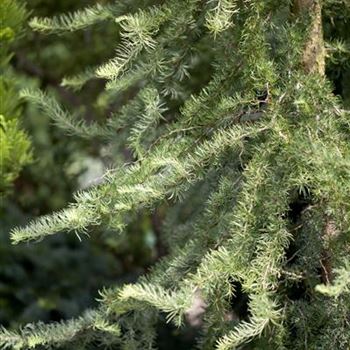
[
  {"xmin": 0, "ymin": 0, "xmax": 158, "ymax": 333},
  {"xmin": 0, "ymin": 0, "xmax": 349, "ymax": 348}
]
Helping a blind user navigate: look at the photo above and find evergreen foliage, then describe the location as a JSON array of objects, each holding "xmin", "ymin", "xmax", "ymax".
[
  {"xmin": 1, "ymin": 1, "xmax": 150, "ymax": 341},
  {"xmin": 0, "ymin": 0, "xmax": 32, "ymax": 194},
  {"xmin": 1, "ymin": 0, "xmax": 350, "ymax": 349},
  {"xmin": 19, "ymin": 89, "xmax": 110, "ymax": 139},
  {"xmin": 28, "ymin": 3, "xmax": 122, "ymax": 34}
]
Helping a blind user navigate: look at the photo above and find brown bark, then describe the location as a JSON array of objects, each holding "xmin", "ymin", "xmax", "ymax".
[
  {"xmin": 293, "ymin": 0, "xmax": 325, "ymax": 75},
  {"xmin": 320, "ymin": 217, "xmax": 340, "ymax": 284}
]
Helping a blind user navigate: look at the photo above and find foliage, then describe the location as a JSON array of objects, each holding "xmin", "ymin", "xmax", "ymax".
[
  {"xmin": 1, "ymin": 0, "xmax": 350, "ymax": 349},
  {"xmin": 0, "ymin": 0, "xmax": 155, "ymax": 341},
  {"xmin": 0, "ymin": 0, "xmax": 32, "ymax": 194}
]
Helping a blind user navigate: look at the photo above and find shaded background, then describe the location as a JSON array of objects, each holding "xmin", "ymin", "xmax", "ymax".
[{"xmin": 1, "ymin": 0, "xmax": 157, "ymax": 331}]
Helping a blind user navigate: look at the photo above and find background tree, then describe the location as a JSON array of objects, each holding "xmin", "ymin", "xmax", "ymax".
[
  {"xmin": 1, "ymin": 0, "xmax": 350, "ymax": 349},
  {"xmin": 1, "ymin": 0, "xmax": 158, "ymax": 344},
  {"xmin": 0, "ymin": 0, "xmax": 32, "ymax": 193}
]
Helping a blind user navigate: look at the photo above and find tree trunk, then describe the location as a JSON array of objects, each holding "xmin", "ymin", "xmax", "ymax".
[{"xmin": 293, "ymin": 0, "xmax": 325, "ymax": 75}]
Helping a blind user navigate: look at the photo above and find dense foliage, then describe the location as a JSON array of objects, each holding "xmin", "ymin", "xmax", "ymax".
[
  {"xmin": 0, "ymin": 0, "xmax": 32, "ymax": 193},
  {"xmin": 1, "ymin": 0, "xmax": 350, "ymax": 349}
]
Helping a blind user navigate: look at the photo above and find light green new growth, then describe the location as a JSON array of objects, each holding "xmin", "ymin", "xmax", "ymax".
[
  {"xmin": 0, "ymin": 116, "xmax": 32, "ymax": 192},
  {"xmin": 96, "ymin": 6, "xmax": 172, "ymax": 80},
  {"xmin": 0, "ymin": 309, "xmax": 120, "ymax": 350},
  {"xmin": 127, "ymin": 88, "xmax": 167, "ymax": 158},
  {"xmin": 117, "ymin": 283, "xmax": 194, "ymax": 326},
  {"xmin": 216, "ymin": 294, "xmax": 280, "ymax": 350},
  {"xmin": 61, "ymin": 66, "xmax": 98, "ymax": 91},
  {"xmin": 11, "ymin": 120, "xmax": 269, "ymax": 243},
  {"xmin": 19, "ymin": 89, "xmax": 111, "ymax": 139},
  {"xmin": 29, "ymin": 3, "xmax": 121, "ymax": 33},
  {"xmin": 205, "ymin": 0, "xmax": 238, "ymax": 35}
]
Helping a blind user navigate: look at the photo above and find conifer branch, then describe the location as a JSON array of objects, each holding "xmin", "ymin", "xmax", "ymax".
[
  {"xmin": 128, "ymin": 88, "xmax": 167, "ymax": 158},
  {"xmin": 10, "ymin": 121, "xmax": 271, "ymax": 243},
  {"xmin": 10, "ymin": 204, "xmax": 101, "ymax": 244},
  {"xmin": 0, "ymin": 309, "xmax": 120, "ymax": 350},
  {"xmin": 216, "ymin": 294, "xmax": 281, "ymax": 350},
  {"xmin": 205, "ymin": 0, "xmax": 238, "ymax": 36},
  {"xmin": 29, "ymin": 3, "xmax": 122, "ymax": 33},
  {"xmin": 20, "ymin": 89, "xmax": 111, "ymax": 139},
  {"xmin": 116, "ymin": 283, "xmax": 194, "ymax": 326},
  {"xmin": 61, "ymin": 66, "xmax": 98, "ymax": 91},
  {"xmin": 96, "ymin": 6, "xmax": 172, "ymax": 80}
]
